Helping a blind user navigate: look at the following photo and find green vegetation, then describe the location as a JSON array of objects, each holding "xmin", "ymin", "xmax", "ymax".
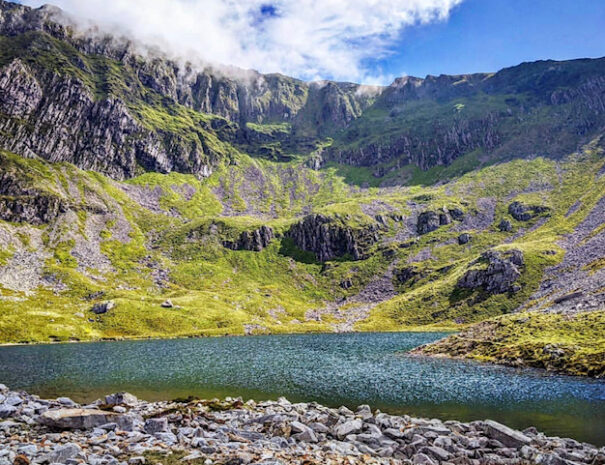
[
  {"xmin": 419, "ymin": 311, "xmax": 605, "ymax": 377},
  {"xmin": 0, "ymin": 144, "xmax": 603, "ymax": 350}
]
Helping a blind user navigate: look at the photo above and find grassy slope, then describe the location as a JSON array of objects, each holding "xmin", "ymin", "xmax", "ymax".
[
  {"xmin": 417, "ymin": 312, "xmax": 605, "ymax": 377},
  {"xmin": 0, "ymin": 144, "xmax": 604, "ymax": 354}
]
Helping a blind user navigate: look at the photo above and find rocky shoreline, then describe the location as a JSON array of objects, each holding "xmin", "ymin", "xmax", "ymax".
[{"xmin": 1, "ymin": 386, "xmax": 603, "ymax": 465}]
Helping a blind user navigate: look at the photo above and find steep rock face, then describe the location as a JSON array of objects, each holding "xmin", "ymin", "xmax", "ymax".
[
  {"xmin": 0, "ymin": 170, "xmax": 67, "ymax": 224},
  {"xmin": 0, "ymin": 59, "xmax": 224, "ymax": 180},
  {"xmin": 286, "ymin": 215, "xmax": 380, "ymax": 262},
  {"xmin": 0, "ymin": 194, "xmax": 66, "ymax": 225},
  {"xmin": 332, "ymin": 114, "xmax": 500, "ymax": 170},
  {"xmin": 327, "ymin": 59, "xmax": 605, "ymax": 172},
  {"xmin": 223, "ymin": 226, "xmax": 274, "ymax": 252},
  {"xmin": 0, "ymin": 2, "xmax": 377, "ymax": 179},
  {"xmin": 457, "ymin": 250, "xmax": 524, "ymax": 294}
]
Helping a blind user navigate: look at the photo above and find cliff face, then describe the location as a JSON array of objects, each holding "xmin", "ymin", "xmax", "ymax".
[
  {"xmin": 286, "ymin": 215, "xmax": 381, "ymax": 262},
  {"xmin": 327, "ymin": 60, "xmax": 605, "ymax": 173},
  {"xmin": 0, "ymin": 1, "xmax": 377, "ymax": 180}
]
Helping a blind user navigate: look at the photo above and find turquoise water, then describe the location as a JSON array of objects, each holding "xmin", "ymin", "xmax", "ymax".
[{"xmin": 1, "ymin": 332, "xmax": 603, "ymax": 445}]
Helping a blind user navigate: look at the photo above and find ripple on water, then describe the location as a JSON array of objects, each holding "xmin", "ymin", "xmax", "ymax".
[{"xmin": 0, "ymin": 332, "xmax": 603, "ymax": 445}]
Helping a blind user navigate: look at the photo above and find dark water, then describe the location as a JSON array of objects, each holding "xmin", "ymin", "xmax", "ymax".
[{"xmin": 1, "ymin": 332, "xmax": 604, "ymax": 445}]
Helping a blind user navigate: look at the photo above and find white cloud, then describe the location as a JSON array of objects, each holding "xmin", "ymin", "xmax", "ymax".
[{"xmin": 21, "ymin": 0, "xmax": 463, "ymax": 84}]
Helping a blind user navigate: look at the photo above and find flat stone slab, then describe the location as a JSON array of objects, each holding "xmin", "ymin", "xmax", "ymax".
[
  {"xmin": 484, "ymin": 419, "xmax": 531, "ymax": 448},
  {"xmin": 39, "ymin": 408, "xmax": 133, "ymax": 431}
]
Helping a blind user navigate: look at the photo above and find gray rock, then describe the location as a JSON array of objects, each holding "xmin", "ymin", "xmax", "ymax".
[
  {"xmin": 144, "ymin": 417, "xmax": 168, "ymax": 434},
  {"xmin": 160, "ymin": 300, "xmax": 173, "ymax": 308},
  {"xmin": 412, "ymin": 452, "xmax": 437, "ymax": 465},
  {"xmin": 484, "ymin": 420, "xmax": 532, "ymax": 448},
  {"xmin": 458, "ymin": 233, "xmax": 471, "ymax": 245},
  {"xmin": 355, "ymin": 404, "xmax": 373, "ymax": 420},
  {"xmin": 57, "ymin": 397, "xmax": 77, "ymax": 407},
  {"xmin": 45, "ymin": 443, "xmax": 81, "ymax": 464},
  {"xmin": 498, "ymin": 219, "xmax": 513, "ymax": 232},
  {"xmin": 91, "ymin": 301, "xmax": 115, "ymax": 315},
  {"xmin": 333, "ymin": 419, "xmax": 363, "ymax": 439},
  {"xmin": 292, "ymin": 425, "xmax": 318, "ymax": 443},
  {"xmin": 39, "ymin": 408, "xmax": 133, "ymax": 430},
  {"xmin": 154, "ymin": 431, "xmax": 177, "ymax": 444},
  {"xmin": 508, "ymin": 201, "xmax": 550, "ymax": 221},
  {"xmin": 104, "ymin": 392, "xmax": 138, "ymax": 407},
  {"xmin": 0, "ymin": 406, "xmax": 16, "ymax": 418}
]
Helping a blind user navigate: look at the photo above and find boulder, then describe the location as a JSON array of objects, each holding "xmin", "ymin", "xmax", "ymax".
[
  {"xmin": 498, "ymin": 219, "xmax": 513, "ymax": 232},
  {"xmin": 44, "ymin": 443, "xmax": 81, "ymax": 464},
  {"xmin": 417, "ymin": 212, "xmax": 441, "ymax": 235},
  {"xmin": 458, "ymin": 233, "xmax": 471, "ymax": 245},
  {"xmin": 333, "ymin": 419, "xmax": 363, "ymax": 439},
  {"xmin": 39, "ymin": 408, "xmax": 133, "ymax": 430},
  {"xmin": 91, "ymin": 301, "xmax": 115, "ymax": 315},
  {"xmin": 161, "ymin": 299, "xmax": 173, "ymax": 308},
  {"xmin": 144, "ymin": 417, "xmax": 169, "ymax": 434},
  {"xmin": 291, "ymin": 421, "xmax": 318, "ymax": 443},
  {"xmin": 104, "ymin": 392, "xmax": 138, "ymax": 407},
  {"xmin": 484, "ymin": 420, "xmax": 532, "ymax": 448}
]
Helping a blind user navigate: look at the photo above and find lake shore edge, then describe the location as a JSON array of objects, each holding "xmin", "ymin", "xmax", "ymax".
[{"xmin": 1, "ymin": 384, "xmax": 604, "ymax": 465}]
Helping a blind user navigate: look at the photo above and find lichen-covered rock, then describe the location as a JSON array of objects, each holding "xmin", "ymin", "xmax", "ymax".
[
  {"xmin": 286, "ymin": 215, "xmax": 379, "ymax": 262},
  {"xmin": 457, "ymin": 250, "xmax": 524, "ymax": 294}
]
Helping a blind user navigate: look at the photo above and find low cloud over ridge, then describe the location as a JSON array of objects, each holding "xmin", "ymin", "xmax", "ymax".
[{"xmin": 21, "ymin": 0, "xmax": 463, "ymax": 84}]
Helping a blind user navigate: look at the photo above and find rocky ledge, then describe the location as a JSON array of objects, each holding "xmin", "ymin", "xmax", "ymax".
[{"xmin": 1, "ymin": 386, "xmax": 603, "ymax": 465}]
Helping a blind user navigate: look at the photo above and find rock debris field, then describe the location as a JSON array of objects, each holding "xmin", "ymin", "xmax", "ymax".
[{"xmin": 1, "ymin": 385, "xmax": 604, "ymax": 465}]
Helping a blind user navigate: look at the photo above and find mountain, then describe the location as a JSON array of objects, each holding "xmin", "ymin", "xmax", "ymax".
[{"xmin": 0, "ymin": 0, "xmax": 603, "ymax": 377}]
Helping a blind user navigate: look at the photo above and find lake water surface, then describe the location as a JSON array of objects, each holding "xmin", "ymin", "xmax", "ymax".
[{"xmin": 1, "ymin": 332, "xmax": 604, "ymax": 445}]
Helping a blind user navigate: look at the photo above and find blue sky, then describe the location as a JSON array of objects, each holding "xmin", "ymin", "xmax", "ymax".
[
  {"xmin": 18, "ymin": 0, "xmax": 605, "ymax": 84},
  {"xmin": 375, "ymin": 0, "xmax": 605, "ymax": 78}
]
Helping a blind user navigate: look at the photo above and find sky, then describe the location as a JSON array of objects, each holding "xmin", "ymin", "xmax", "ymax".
[{"xmin": 16, "ymin": 0, "xmax": 605, "ymax": 85}]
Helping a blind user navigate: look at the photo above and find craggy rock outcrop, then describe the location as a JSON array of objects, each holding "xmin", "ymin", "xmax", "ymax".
[
  {"xmin": 0, "ymin": 194, "xmax": 66, "ymax": 225},
  {"xmin": 286, "ymin": 215, "xmax": 380, "ymax": 262},
  {"xmin": 394, "ymin": 266, "xmax": 424, "ymax": 286},
  {"xmin": 458, "ymin": 249, "xmax": 524, "ymax": 294},
  {"xmin": 0, "ymin": 170, "xmax": 68, "ymax": 224},
  {"xmin": 508, "ymin": 201, "xmax": 550, "ymax": 221},
  {"xmin": 223, "ymin": 226, "xmax": 274, "ymax": 252},
  {"xmin": 328, "ymin": 59, "xmax": 605, "ymax": 172},
  {"xmin": 498, "ymin": 219, "xmax": 513, "ymax": 232},
  {"xmin": 416, "ymin": 208, "xmax": 463, "ymax": 235}
]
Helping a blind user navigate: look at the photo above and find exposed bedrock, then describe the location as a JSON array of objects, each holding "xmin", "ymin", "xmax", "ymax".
[
  {"xmin": 457, "ymin": 249, "xmax": 525, "ymax": 294},
  {"xmin": 222, "ymin": 226, "xmax": 275, "ymax": 252},
  {"xmin": 286, "ymin": 214, "xmax": 381, "ymax": 262}
]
